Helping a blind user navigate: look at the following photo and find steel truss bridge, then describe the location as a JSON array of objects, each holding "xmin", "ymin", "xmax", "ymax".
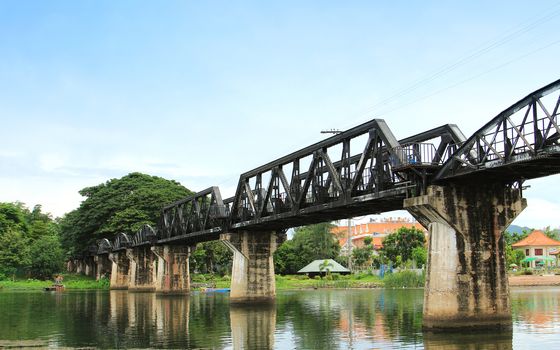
[{"xmin": 96, "ymin": 78, "xmax": 560, "ymax": 255}]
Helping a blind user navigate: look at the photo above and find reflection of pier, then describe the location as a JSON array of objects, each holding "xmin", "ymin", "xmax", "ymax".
[
  {"xmin": 230, "ymin": 304, "xmax": 276, "ymax": 350},
  {"xmin": 108, "ymin": 291, "xmax": 190, "ymax": 347},
  {"xmin": 423, "ymin": 330, "xmax": 512, "ymax": 349}
]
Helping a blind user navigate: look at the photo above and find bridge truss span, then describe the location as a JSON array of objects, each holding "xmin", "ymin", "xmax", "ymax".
[
  {"xmin": 226, "ymin": 119, "xmax": 414, "ymax": 231},
  {"xmin": 158, "ymin": 186, "xmax": 227, "ymax": 244},
  {"xmin": 436, "ymin": 78, "xmax": 560, "ymax": 182}
]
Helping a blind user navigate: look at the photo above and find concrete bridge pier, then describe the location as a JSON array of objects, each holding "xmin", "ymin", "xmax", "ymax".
[
  {"xmin": 221, "ymin": 231, "xmax": 285, "ymax": 303},
  {"xmin": 126, "ymin": 247, "xmax": 156, "ymax": 292},
  {"xmin": 109, "ymin": 251, "xmax": 130, "ymax": 289},
  {"xmin": 66, "ymin": 260, "xmax": 75, "ymax": 273},
  {"xmin": 74, "ymin": 259, "xmax": 84, "ymax": 274},
  {"xmin": 84, "ymin": 257, "xmax": 95, "ymax": 277},
  {"xmin": 152, "ymin": 245, "xmax": 191, "ymax": 294},
  {"xmin": 94, "ymin": 255, "xmax": 112, "ymax": 281},
  {"xmin": 404, "ymin": 183, "xmax": 526, "ymax": 331}
]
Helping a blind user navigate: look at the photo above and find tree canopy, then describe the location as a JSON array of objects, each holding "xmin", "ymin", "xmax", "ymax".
[
  {"xmin": 380, "ymin": 226, "xmax": 426, "ymax": 267},
  {"xmin": 274, "ymin": 222, "xmax": 340, "ymax": 274},
  {"xmin": 0, "ymin": 202, "xmax": 62, "ymax": 279},
  {"xmin": 59, "ymin": 172, "xmax": 192, "ymax": 256}
]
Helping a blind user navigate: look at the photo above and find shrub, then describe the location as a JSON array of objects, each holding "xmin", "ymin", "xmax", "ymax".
[{"xmin": 383, "ymin": 270, "xmax": 425, "ymax": 288}]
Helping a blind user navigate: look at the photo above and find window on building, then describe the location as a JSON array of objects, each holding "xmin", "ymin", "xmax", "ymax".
[
  {"xmin": 525, "ymin": 249, "xmax": 529, "ymax": 255},
  {"xmin": 534, "ymin": 248, "xmax": 543, "ymax": 256}
]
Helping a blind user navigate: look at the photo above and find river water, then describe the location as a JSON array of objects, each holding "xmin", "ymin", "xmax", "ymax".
[{"xmin": 0, "ymin": 287, "xmax": 559, "ymax": 349}]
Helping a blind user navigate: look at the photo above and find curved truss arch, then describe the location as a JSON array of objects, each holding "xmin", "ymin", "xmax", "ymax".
[
  {"xmin": 113, "ymin": 232, "xmax": 132, "ymax": 251},
  {"xmin": 131, "ymin": 224, "xmax": 158, "ymax": 247},
  {"xmin": 97, "ymin": 238, "xmax": 113, "ymax": 254},
  {"xmin": 436, "ymin": 78, "xmax": 560, "ymax": 181}
]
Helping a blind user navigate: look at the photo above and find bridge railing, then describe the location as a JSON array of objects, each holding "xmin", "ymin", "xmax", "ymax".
[{"xmin": 391, "ymin": 143, "xmax": 445, "ymax": 169}]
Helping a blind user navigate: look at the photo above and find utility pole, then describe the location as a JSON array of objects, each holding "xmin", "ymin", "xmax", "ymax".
[{"xmin": 347, "ymin": 218, "xmax": 352, "ymax": 271}]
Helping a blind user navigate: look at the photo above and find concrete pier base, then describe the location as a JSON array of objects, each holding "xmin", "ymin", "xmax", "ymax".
[
  {"xmin": 404, "ymin": 184, "xmax": 526, "ymax": 330},
  {"xmin": 84, "ymin": 257, "xmax": 95, "ymax": 277},
  {"xmin": 95, "ymin": 255, "xmax": 112, "ymax": 281},
  {"xmin": 109, "ymin": 251, "xmax": 130, "ymax": 290},
  {"xmin": 221, "ymin": 231, "xmax": 285, "ymax": 303},
  {"xmin": 126, "ymin": 247, "xmax": 156, "ymax": 292},
  {"xmin": 152, "ymin": 245, "xmax": 191, "ymax": 294},
  {"xmin": 75, "ymin": 260, "xmax": 84, "ymax": 274},
  {"xmin": 66, "ymin": 260, "xmax": 75, "ymax": 273}
]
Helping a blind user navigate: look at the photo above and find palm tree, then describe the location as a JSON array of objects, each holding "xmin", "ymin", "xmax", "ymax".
[{"xmin": 319, "ymin": 259, "xmax": 334, "ymax": 278}]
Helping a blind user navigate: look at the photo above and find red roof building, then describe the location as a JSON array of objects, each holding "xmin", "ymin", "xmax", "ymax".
[
  {"xmin": 331, "ymin": 218, "xmax": 426, "ymax": 255},
  {"xmin": 512, "ymin": 230, "xmax": 560, "ymax": 268}
]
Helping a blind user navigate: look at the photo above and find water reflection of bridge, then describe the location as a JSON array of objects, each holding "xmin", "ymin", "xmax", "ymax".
[{"xmin": 100, "ymin": 290, "xmax": 514, "ymax": 349}]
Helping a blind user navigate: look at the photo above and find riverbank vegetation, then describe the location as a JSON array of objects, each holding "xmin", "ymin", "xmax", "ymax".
[
  {"xmin": 0, "ymin": 274, "xmax": 109, "ymax": 290},
  {"xmin": 0, "ymin": 202, "xmax": 64, "ymax": 280},
  {"xmin": 191, "ymin": 271, "xmax": 421, "ymax": 290},
  {"xmin": 0, "ymin": 271, "xmax": 416, "ymax": 291}
]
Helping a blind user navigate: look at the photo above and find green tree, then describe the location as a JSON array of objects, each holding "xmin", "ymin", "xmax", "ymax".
[
  {"xmin": 319, "ymin": 259, "xmax": 333, "ymax": 274},
  {"xmin": 28, "ymin": 234, "xmax": 65, "ymax": 278},
  {"xmin": 59, "ymin": 172, "xmax": 192, "ymax": 256},
  {"xmin": 0, "ymin": 228, "xmax": 30, "ymax": 279},
  {"xmin": 351, "ymin": 246, "xmax": 373, "ymax": 270},
  {"xmin": 273, "ymin": 239, "xmax": 301, "ymax": 274},
  {"xmin": 380, "ymin": 226, "xmax": 425, "ymax": 267},
  {"xmin": 0, "ymin": 202, "xmax": 62, "ymax": 279},
  {"xmin": 411, "ymin": 246, "xmax": 427, "ymax": 267},
  {"xmin": 543, "ymin": 226, "xmax": 560, "ymax": 241},
  {"xmin": 352, "ymin": 237, "xmax": 375, "ymax": 271},
  {"xmin": 190, "ymin": 241, "xmax": 232, "ymax": 275},
  {"xmin": 503, "ymin": 230, "xmax": 528, "ymax": 245},
  {"xmin": 274, "ymin": 222, "xmax": 340, "ymax": 274},
  {"xmin": 0, "ymin": 202, "xmax": 30, "ymax": 236},
  {"xmin": 506, "ymin": 244, "xmax": 525, "ymax": 268}
]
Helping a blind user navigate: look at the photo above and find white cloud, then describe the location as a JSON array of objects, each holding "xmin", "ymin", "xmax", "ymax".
[
  {"xmin": 38, "ymin": 153, "xmax": 71, "ymax": 172},
  {"xmin": 0, "ymin": 176, "xmax": 100, "ymax": 218}
]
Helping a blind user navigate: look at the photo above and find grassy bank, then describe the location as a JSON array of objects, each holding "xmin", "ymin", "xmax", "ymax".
[
  {"xmin": 193, "ymin": 271, "xmax": 421, "ymax": 290},
  {"xmin": 0, "ymin": 271, "xmax": 424, "ymax": 291},
  {"xmin": 0, "ymin": 274, "xmax": 109, "ymax": 290}
]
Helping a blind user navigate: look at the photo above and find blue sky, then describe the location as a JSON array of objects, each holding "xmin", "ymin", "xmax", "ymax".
[{"xmin": 1, "ymin": 1, "xmax": 559, "ymax": 228}]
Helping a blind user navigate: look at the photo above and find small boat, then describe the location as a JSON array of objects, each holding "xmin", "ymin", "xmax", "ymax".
[{"xmin": 201, "ymin": 288, "xmax": 230, "ymax": 293}]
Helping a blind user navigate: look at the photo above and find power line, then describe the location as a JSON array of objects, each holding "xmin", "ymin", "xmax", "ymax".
[
  {"xmin": 359, "ymin": 2, "xmax": 560, "ymax": 117},
  {"xmin": 371, "ymin": 38, "xmax": 560, "ymax": 120}
]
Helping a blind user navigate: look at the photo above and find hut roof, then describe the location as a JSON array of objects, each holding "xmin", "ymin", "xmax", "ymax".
[{"xmin": 297, "ymin": 259, "xmax": 350, "ymax": 273}]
